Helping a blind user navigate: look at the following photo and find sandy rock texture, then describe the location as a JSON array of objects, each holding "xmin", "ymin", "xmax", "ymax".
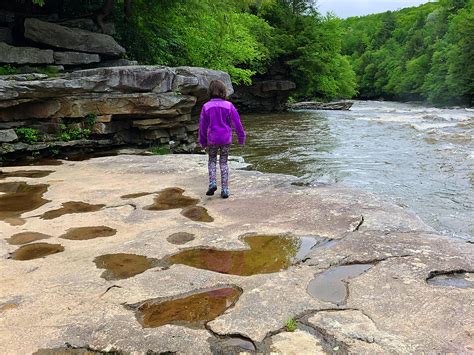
[{"xmin": 0, "ymin": 154, "xmax": 472, "ymax": 354}]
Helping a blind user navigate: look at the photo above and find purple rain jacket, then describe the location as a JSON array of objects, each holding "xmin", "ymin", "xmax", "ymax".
[{"xmin": 199, "ymin": 98, "xmax": 246, "ymax": 148}]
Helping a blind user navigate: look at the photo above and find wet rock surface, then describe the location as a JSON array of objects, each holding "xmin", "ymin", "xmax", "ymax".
[{"xmin": 0, "ymin": 155, "xmax": 472, "ymax": 354}]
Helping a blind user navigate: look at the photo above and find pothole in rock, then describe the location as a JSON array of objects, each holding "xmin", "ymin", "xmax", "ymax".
[
  {"xmin": 0, "ymin": 181, "xmax": 50, "ymax": 224},
  {"xmin": 6, "ymin": 232, "xmax": 52, "ymax": 245},
  {"xmin": 144, "ymin": 187, "xmax": 199, "ymax": 211},
  {"xmin": 307, "ymin": 264, "xmax": 373, "ymax": 305},
  {"xmin": 40, "ymin": 201, "xmax": 105, "ymax": 220},
  {"xmin": 427, "ymin": 271, "xmax": 473, "ymax": 289},
  {"xmin": 163, "ymin": 235, "xmax": 322, "ymax": 276},
  {"xmin": 0, "ymin": 170, "xmax": 53, "ymax": 179},
  {"xmin": 34, "ymin": 347, "xmax": 115, "ymax": 354},
  {"xmin": 0, "ymin": 303, "xmax": 18, "ymax": 312},
  {"xmin": 181, "ymin": 206, "xmax": 214, "ymax": 222},
  {"xmin": 60, "ymin": 226, "xmax": 116, "ymax": 240},
  {"xmin": 10, "ymin": 243, "xmax": 65, "ymax": 261},
  {"xmin": 121, "ymin": 192, "xmax": 155, "ymax": 199},
  {"xmin": 167, "ymin": 232, "xmax": 195, "ymax": 245},
  {"xmin": 94, "ymin": 253, "xmax": 157, "ymax": 280},
  {"xmin": 209, "ymin": 336, "xmax": 256, "ymax": 353},
  {"xmin": 128, "ymin": 287, "xmax": 242, "ymax": 328}
]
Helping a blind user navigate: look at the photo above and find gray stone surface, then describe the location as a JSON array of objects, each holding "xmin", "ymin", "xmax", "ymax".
[
  {"xmin": 0, "ymin": 128, "xmax": 17, "ymax": 143},
  {"xmin": 24, "ymin": 18, "xmax": 125, "ymax": 56},
  {"xmin": 0, "ymin": 27, "xmax": 13, "ymax": 44},
  {"xmin": 172, "ymin": 66, "xmax": 234, "ymax": 100},
  {"xmin": 53, "ymin": 51, "xmax": 100, "ymax": 65},
  {"xmin": 0, "ymin": 155, "xmax": 472, "ymax": 353},
  {"xmin": 0, "ymin": 43, "xmax": 54, "ymax": 64}
]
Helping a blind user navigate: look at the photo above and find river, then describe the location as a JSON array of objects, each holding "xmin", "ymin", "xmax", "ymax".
[{"xmin": 234, "ymin": 100, "xmax": 474, "ymax": 240}]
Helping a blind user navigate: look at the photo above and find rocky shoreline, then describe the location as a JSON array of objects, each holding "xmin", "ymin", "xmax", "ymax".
[{"xmin": 0, "ymin": 154, "xmax": 472, "ymax": 354}]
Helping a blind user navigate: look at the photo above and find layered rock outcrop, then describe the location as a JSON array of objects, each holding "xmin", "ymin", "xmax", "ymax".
[
  {"xmin": 0, "ymin": 66, "xmax": 233, "ymax": 160},
  {"xmin": 233, "ymin": 80, "xmax": 296, "ymax": 113}
]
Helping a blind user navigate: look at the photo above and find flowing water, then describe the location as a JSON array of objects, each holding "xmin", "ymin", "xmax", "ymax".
[{"xmin": 235, "ymin": 101, "xmax": 473, "ymax": 240}]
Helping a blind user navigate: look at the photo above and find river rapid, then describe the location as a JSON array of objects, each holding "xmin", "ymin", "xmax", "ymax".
[{"xmin": 235, "ymin": 100, "xmax": 474, "ymax": 240}]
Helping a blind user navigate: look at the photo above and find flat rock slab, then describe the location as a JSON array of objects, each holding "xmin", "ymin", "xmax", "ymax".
[
  {"xmin": 0, "ymin": 155, "xmax": 472, "ymax": 353},
  {"xmin": 53, "ymin": 51, "xmax": 100, "ymax": 65},
  {"xmin": 24, "ymin": 18, "xmax": 125, "ymax": 56},
  {"xmin": 0, "ymin": 42, "xmax": 54, "ymax": 64}
]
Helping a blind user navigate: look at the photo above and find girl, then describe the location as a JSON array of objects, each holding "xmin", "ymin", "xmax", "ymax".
[{"xmin": 199, "ymin": 80, "xmax": 246, "ymax": 199}]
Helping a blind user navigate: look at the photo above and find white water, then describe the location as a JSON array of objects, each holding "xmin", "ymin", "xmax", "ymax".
[{"xmin": 237, "ymin": 101, "xmax": 474, "ymax": 240}]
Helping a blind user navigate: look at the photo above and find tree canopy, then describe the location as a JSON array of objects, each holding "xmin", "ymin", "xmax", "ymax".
[{"xmin": 341, "ymin": 0, "xmax": 473, "ymax": 106}]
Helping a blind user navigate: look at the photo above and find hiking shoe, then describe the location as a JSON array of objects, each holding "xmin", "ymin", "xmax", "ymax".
[
  {"xmin": 206, "ymin": 182, "xmax": 217, "ymax": 196},
  {"xmin": 221, "ymin": 188, "xmax": 230, "ymax": 199}
]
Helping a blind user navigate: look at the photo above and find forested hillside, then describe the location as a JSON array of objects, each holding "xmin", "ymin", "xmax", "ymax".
[
  {"xmin": 26, "ymin": 0, "xmax": 356, "ymax": 101},
  {"xmin": 341, "ymin": 0, "xmax": 473, "ymax": 106}
]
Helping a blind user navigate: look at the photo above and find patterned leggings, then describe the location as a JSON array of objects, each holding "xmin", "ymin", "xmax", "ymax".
[{"xmin": 208, "ymin": 145, "xmax": 230, "ymax": 189}]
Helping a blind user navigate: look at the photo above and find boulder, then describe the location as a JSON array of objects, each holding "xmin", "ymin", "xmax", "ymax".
[
  {"xmin": 57, "ymin": 18, "xmax": 115, "ymax": 36},
  {"xmin": 0, "ymin": 27, "xmax": 13, "ymax": 44},
  {"xmin": 53, "ymin": 51, "xmax": 100, "ymax": 65},
  {"xmin": 0, "ymin": 66, "xmax": 175, "ymax": 102},
  {"xmin": 0, "ymin": 129, "xmax": 17, "ymax": 143},
  {"xmin": 172, "ymin": 66, "xmax": 234, "ymax": 101},
  {"xmin": 0, "ymin": 43, "xmax": 54, "ymax": 64},
  {"xmin": 24, "ymin": 18, "xmax": 125, "ymax": 56}
]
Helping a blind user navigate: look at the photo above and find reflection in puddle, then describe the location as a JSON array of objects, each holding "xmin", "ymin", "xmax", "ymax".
[
  {"xmin": 427, "ymin": 271, "xmax": 473, "ymax": 289},
  {"xmin": 0, "ymin": 170, "xmax": 53, "ymax": 179},
  {"xmin": 60, "ymin": 226, "xmax": 116, "ymax": 240},
  {"xmin": 94, "ymin": 253, "xmax": 155, "ymax": 280},
  {"xmin": 215, "ymin": 337, "xmax": 256, "ymax": 352},
  {"xmin": 165, "ymin": 235, "xmax": 318, "ymax": 276},
  {"xmin": 307, "ymin": 264, "xmax": 373, "ymax": 305},
  {"xmin": 167, "ymin": 232, "xmax": 195, "ymax": 245},
  {"xmin": 132, "ymin": 287, "xmax": 242, "ymax": 328},
  {"xmin": 0, "ymin": 182, "xmax": 50, "ymax": 224},
  {"xmin": 144, "ymin": 187, "xmax": 199, "ymax": 211},
  {"xmin": 181, "ymin": 206, "xmax": 214, "ymax": 222},
  {"xmin": 11, "ymin": 243, "xmax": 64, "ymax": 260},
  {"xmin": 41, "ymin": 201, "xmax": 105, "ymax": 220},
  {"xmin": 6, "ymin": 232, "xmax": 52, "ymax": 245}
]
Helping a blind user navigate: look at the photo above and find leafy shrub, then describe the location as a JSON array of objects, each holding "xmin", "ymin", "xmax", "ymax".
[
  {"xmin": 0, "ymin": 65, "xmax": 18, "ymax": 75},
  {"xmin": 149, "ymin": 146, "xmax": 171, "ymax": 155},
  {"xmin": 15, "ymin": 128, "xmax": 41, "ymax": 144}
]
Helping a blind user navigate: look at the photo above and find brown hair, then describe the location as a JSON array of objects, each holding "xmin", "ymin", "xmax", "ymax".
[{"xmin": 209, "ymin": 80, "xmax": 227, "ymax": 99}]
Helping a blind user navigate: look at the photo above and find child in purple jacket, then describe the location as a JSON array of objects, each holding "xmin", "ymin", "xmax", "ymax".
[{"xmin": 199, "ymin": 80, "xmax": 246, "ymax": 198}]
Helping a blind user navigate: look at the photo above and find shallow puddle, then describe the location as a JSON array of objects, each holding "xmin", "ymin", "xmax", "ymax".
[
  {"xmin": 121, "ymin": 192, "xmax": 154, "ymax": 199},
  {"xmin": 0, "ymin": 303, "xmax": 18, "ymax": 312},
  {"xmin": 165, "ymin": 235, "xmax": 317, "ymax": 276},
  {"xmin": 167, "ymin": 232, "xmax": 195, "ymax": 245},
  {"xmin": 11, "ymin": 243, "xmax": 65, "ymax": 261},
  {"xmin": 94, "ymin": 253, "xmax": 155, "ymax": 280},
  {"xmin": 133, "ymin": 287, "xmax": 242, "ymax": 328},
  {"xmin": 0, "ymin": 182, "xmax": 50, "ymax": 223},
  {"xmin": 40, "ymin": 201, "xmax": 105, "ymax": 220},
  {"xmin": 34, "ymin": 348, "xmax": 104, "ymax": 355},
  {"xmin": 60, "ymin": 226, "xmax": 116, "ymax": 240},
  {"xmin": 0, "ymin": 170, "xmax": 53, "ymax": 179},
  {"xmin": 181, "ymin": 206, "xmax": 214, "ymax": 222},
  {"xmin": 144, "ymin": 187, "xmax": 199, "ymax": 211},
  {"xmin": 6, "ymin": 232, "xmax": 52, "ymax": 245},
  {"xmin": 427, "ymin": 271, "xmax": 473, "ymax": 289},
  {"xmin": 307, "ymin": 264, "xmax": 373, "ymax": 305}
]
